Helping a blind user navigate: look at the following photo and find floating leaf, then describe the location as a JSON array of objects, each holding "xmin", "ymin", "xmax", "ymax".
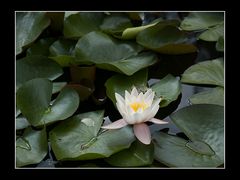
[
  {"xmin": 63, "ymin": 12, "xmax": 105, "ymax": 39},
  {"xmin": 216, "ymin": 36, "xmax": 224, "ymax": 52},
  {"xmin": 136, "ymin": 22, "xmax": 197, "ymax": 54},
  {"xmin": 16, "ymin": 127, "xmax": 48, "ymax": 167},
  {"xmin": 153, "ymin": 132, "xmax": 222, "ymax": 167},
  {"xmin": 16, "ymin": 55, "xmax": 63, "ymax": 90},
  {"xmin": 66, "ymin": 83, "xmax": 94, "ymax": 101},
  {"xmin": 181, "ymin": 58, "xmax": 224, "ymax": 87},
  {"xmin": 49, "ymin": 110, "xmax": 135, "ymax": 160},
  {"xmin": 16, "ymin": 12, "xmax": 50, "ymax": 55},
  {"xmin": 105, "ymin": 140, "xmax": 154, "ymax": 167},
  {"xmin": 180, "ymin": 12, "xmax": 224, "ymax": 31},
  {"xmin": 52, "ymin": 82, "xmax": 67, "ymax": 94},
  {"xmin": 153, "ymin": 104, "xmax": 224, "ymax": 167},
  {"xmin": 199, "ymin": 23, "xmax": 224, "ymax": 41},
  {"xmin": 189, "ymin": 87, "xmax": 224, "ymax": 106},
  {"xmin": 26, "ymin": 38, "xmax": 56, "ymax": 56},
  {"xmin": 100, "ymin": 13, "xmax": 132, "ymax": 35},
  {"xmin": 151, "ymin": 74, "xmax": 181, "ymax": 107},
  {"xmin": 105, "ymin": 69, "xmax": 148, "ymax": 105},
  {"xmin": 75, "ymin": 31, "xmax": 143, "ymax": 63},
  {"xmin": 17, "ymin": 78, "xmax": 79, "ymax": 127}
]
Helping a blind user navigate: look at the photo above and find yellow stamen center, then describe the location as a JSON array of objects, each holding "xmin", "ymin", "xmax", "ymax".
[{"xmin": 130, "ymin": 102, "xmax": 148, "ymax": 112}]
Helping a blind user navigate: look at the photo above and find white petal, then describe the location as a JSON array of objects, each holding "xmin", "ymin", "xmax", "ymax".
[
  {"xmin": 137, "ymin": 92, "xmax": 144, "ymax": 102},
  {"xmin": 116, "ymin": 102, "xmax": 126, "ymax": 117},
  {"xmin": 145, "ymin": 91, "xmax": 155, "ymax": 106},
  {"xmin": 144, "ymin": 99, "xmax": 160, "ymax": 121},
  {"xmin": 115, "ymin": 93, "xmax": 125, "ymax": 105},
  {"xmin": 148, "ymin": 118, "xmax": 168, "ymax": 124},
  {"xmin": 131, "ymin": 87, "xmax": 138, "ymax": 97},
  {"xmin": 125, "ymin": 90, "xmax": 131, "ymax": 104},
  {"xmin": 133, "ymin": 123, "xmax": 151, "ymax": 145},
  {"xmin": 101, "ymin": 119, "xmax": 128, "ymax": 129},
  {"xmin": 143, "ymin": 89, "xmax": 153, "ymax": 99}
]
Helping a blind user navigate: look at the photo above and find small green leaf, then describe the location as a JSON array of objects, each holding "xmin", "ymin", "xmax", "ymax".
[
  {"xmin": 105, "ymin": 140, "xmax": 154, "ymax": 167},
  {"xmin": 136, "ymin": 21, "xmax": 197, "ymax": 54},
  {"xmin": 63, "ymin": 12, "xmax": 105, "ymax": 39},
  {"xmin": 181, "ymin": 58, "xmax": 224, "ymax": 87},
  {"xmin": 105, "ymin": 69, "xmax": 148, "ymax": 105},
  {"xmin": 151, "ymin": 74, "xmax": 181, "ymax": 107},
  {"xmin": 16, "ymin": 127, "xmax": 48, "ymax": 167},
  {"xmin": 49, "ymin": 110, "xmax": 135, "ymax": 160},
  {"xmin": 16, "ymin": 55, "xmax": 63, "ymax": 90},
  {"xmin": 16, "ymin": 12, "xmax": 50, "ymax": 55},
  {"xmin": 189, "ymin": 87, "xmax": 224, "ymax": 106},
  {"xmin": 199, "ymin": 23, "xmax": 224, "ymax": 41},
  {"xmin": 180, "ymin": 12, "xmax": 224, "ymax": 31}
]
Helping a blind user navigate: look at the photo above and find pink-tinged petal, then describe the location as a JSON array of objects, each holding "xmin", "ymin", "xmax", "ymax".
[
  {"xmin": 101, "ymin": 119, "xmax": 128, "ymax": 129},
  {"xmin": 133, "ymin": 123, "xmax": 151, "ymax": 145},
  {"xmin": 148, "ymin": 118, "xmax": 168, "ymax": 124},
  {"xmin": 131, "ymin": 87, "xmax": 138, "ymax": 97}
]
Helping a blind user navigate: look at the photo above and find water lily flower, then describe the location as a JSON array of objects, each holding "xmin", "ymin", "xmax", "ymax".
[{"xmin": 102, "ymin": 87, "xmax": 168, "ymax": 145}]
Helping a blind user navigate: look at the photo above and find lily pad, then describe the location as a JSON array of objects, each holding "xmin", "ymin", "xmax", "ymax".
[
  {"xmin": 52, "ymin": 82, "xmax": 67, "ymax": 94},
  {"xmin": 100, "ymin": 13, "xmax": 133, "ymax": 35},
  {"xmin": 136, "ymin": 21, "xmax": 197, "ymax": 54},
  {"xmin": 63, "ymin": 12, "xmax": 105, "ymax": 39},
  {"xmin": 151, "ymin": 74, "xmax": 181, "ymax": 107},
  {"xmin": 26, "ymin": 38, "xmax": 56, "ymax": 56},
  {"xmin": 189, "ymin": 87, "xmax": 224, "ymax": 106},
  {"xmin": 16, "ymin": 12, "xmax": 50, "ymax": 55},
  {"xmin": 16, "ymin": 115, "xmax": 30, "ymax": 130},
  {"xmin": 16, "ymin": 55, "xmax": 63, "ymax": 90},
  {"xmin": 154, "ymin": 104, "xmax": 224, "ymax": 167},
  {"xmin": 16, "ymin": 127, "xmax": 48, "ymax": 167},
  {"xmin": 153, "ymin": 132, "xmax": 222, "ymax": 167},
  {"xmin": 180, "ymin": 12, "xmax": 224, "ymax": 31},
  {"xmin": 181, "ymin": 58, "xmax": 224, "ymax": 87},
  {"xmin": 105, "ymin": 140, "xmax": 154, "ymax": 167},
  {"xmin": 75, "ymin": 31, "xmax": 143, "ymax": 63},
  {"xmin": 105, "ymin": 69, "xmax": 148, "ymax": 105},
  {"xmin": 49, "ymin": 110, "xmax": 135, "ymax": 160},
  {"xmin": 199, "ymin": 23, "xmax": 224, "ymax": 41},
  {"xmin": 17, "ymin": 78, "xmax": 79, "ymax": 127}
]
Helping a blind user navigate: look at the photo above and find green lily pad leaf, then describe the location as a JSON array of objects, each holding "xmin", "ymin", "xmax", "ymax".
[
  {"xmin": 16, "ymin": 12, "xmax": 50, "ymax": 55},
  {"xmin": 105, "ymin": 69, "xmax": 148, "ymax": 105},
  {"xmin": 75, "ymin": 31, "xmax": 143, "ymax": 63},
  {"xmin": 52, "ymin": 82, "xmax": 67, "ymax": 94},
  {"xmin": 16, "ymin": 55, "xmax": 63, "ymax": 90},
  {"xmin": 189, "ymin": 87, "xmax": 224, "ymax": 106},
  {"xmin": 136, "ymin": 23, "xmax": 197, "ymax": 54},
  {"xmin": 17, "ymin": 78, "xmax": 79, "ymax": 127},
  {"xmin": 121, "ymin": 20, "xmax": 160, "ymax": 40},
  {"xmin": 105, "ymin": 141, "xmax": 154, "ymax": 167},
  {"xmin": 180, "ymin": 12, "xmax": 224, "ymax": 31},
  {"xmin": 63, "ymin": 12, "xmax": 105, "ymax": 39},
  {"xmin": 17, "ymin": 78, "xmax": 52, "ymax": 126},
  {"xmin": 49, "ymin": 39, "xmax": 80, "ymax": 67},
  {"xmin": 100, "ymin": 13, "xmax": 133, "ymax": 35},
  {"xmin": 42, "ymin": 87, "xmax": 80, "ymax": 125},
  {"xmin": 199, "ymin": 23, "xmax": 224, "ymax": 41},
  {"xmin": 16, "ymin": 127, "xmax": 48, "ymax": 167},
  {"xmin": 16, "ymin": 115, "xmax": 30, "ymax": 130},
  {"xmin": 96, "ymin": 52, "xmax": 158, "ymax": 76},
  {"xmin": 216, "ymin": 36, "xmax": 224, "ymax": 52},
  {"xmin": 168, "ymin": 104, "xmax": 224, "ymax": 165},
  {"xmin": 26, "ymin": 38, "xmax": 56, "ymax": 56},
  {"xmin": 49, "ymin": 110, "xmax": 135, "ymax": 160},
  {"xmin": 181, "ymin": 58, "xmax": 224, "ymax": 87},
  {"xmin": 153, "ymin": 132, "xmax": 222, "ymax": 167},
  {"xmin": 151, "ymin": 74, "xmax": 181, "ymax": 108}
]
